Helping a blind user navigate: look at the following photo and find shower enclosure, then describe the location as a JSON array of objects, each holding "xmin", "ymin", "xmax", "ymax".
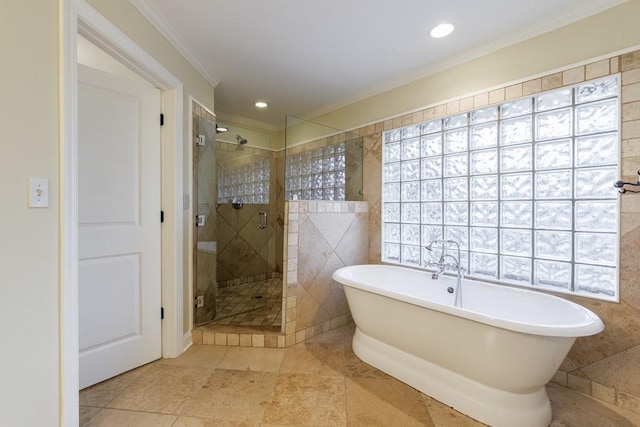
[
  {"xmin": 284, "ymin": 116, "xmax": 363, "ymax": 202},
  {"xmin": 192, "ymin": 111, "xmax": 362, "ymax": 336},
  {"xmin": 193, "ymin": 114, "xmax": 283, "ymax": 331}
]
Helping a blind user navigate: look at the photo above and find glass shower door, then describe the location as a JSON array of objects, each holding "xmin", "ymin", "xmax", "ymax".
[
  {"xmin": 193, "ymin": 113, "xmax": 282, "ymax": 330},
  {"xmin": 213, "ymin": 144, "xmax": 273, "ymax": 325},
  {"xmin": 194, "ymin": 117, "xmax": 218, "ymax": 325}
]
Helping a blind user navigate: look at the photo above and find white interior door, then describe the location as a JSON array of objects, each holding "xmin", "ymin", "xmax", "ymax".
[{"xmin": 78, "ymin": 65, "xmax": 162, "ymax": 389}]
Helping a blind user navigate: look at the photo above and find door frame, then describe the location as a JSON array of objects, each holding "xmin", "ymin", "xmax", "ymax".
[{"xmin": 60, "ymin": 1, "xmax": 184, "ymax": 425}]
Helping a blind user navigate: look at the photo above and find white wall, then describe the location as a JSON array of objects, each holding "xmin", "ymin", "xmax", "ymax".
[
  {"xmin": 0, "ymin": 1, "xmax": 217, "ymax": 425},
  {"xmin": 311, "ymin": 0, "xmax": 640, "ymax": 131},
  {"xmin": 0, "ymin": 1, "xmax": 60, "ymax": 425}
]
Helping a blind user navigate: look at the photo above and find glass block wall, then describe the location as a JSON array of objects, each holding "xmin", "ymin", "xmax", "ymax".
[
  {"xmin": 381, "ymin": 76, "xmax": 620, "ymax": 300},
  {"xmin": 285, "ymin": 142, "xmax": 346, "ymax": 201},
  {"xmin": 217, "ymin": 158, "xmax": 270, "ymax": 204}
]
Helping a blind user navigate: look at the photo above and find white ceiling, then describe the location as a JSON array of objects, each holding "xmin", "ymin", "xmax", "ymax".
[{"xmin": 131, "ymin": 0, "xmax": 625, "ymax": 130}]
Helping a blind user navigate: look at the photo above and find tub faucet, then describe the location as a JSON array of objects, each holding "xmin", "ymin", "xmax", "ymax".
[
  {"xmin": 430, "ymin": 253, "xmax": 459, "ymax": 280},
  {"xmin": 424, "ymin": 239, "xmax": 465, "ymax": 307},
  {"xmin": 431, "ymin": 262, "xmax": 447, "ymax": 280},
  {"xmin": 424, "ymin": 240, "xmax": 461, "ymax": 278}
]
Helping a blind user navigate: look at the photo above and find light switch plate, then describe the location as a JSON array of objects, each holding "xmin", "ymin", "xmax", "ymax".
[{"xmin": 29, "ymin": 178, "xmax": 49, "ymax": 208}]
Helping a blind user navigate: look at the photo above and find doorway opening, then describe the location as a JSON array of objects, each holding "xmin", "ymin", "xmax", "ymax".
[{"xmin": 61, "ymin": 2, "xmax": 185, "ymax": 425}]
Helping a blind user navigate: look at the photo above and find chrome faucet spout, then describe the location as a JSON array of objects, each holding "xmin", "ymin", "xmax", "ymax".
[
  {"xmin": 431, "ymin": 261, "xmax": 447, "ymax": 279},
  {"xmin": 424, "ymin": 239, "xmax": 465, "ymax": 307}
]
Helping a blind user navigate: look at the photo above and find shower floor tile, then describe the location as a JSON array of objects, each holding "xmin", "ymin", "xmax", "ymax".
[{"xmin": 203, "ymin": 278, "xmax": 282, "ymax": 330}]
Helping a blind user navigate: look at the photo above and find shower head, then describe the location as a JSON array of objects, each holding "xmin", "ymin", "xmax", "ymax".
[{"xmin": 235, "ymin": 134, "xmax": 248, "ymax": 145}]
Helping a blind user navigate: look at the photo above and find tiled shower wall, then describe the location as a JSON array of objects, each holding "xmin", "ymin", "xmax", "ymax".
[
  {"xmin": 215, "ymin": 141, "xmax": 284, "ymax": 287},
  {"xmin": 215, "ymin": 202, "xmax": 273, "ymax": 286},
  {"xmin": 353, "ymin": 50, "xmax": 640, "ymax": 412},
  {"xmin": 192, "ymin": 200, "xmax": 368, "ymax": 348},
  {"xmin": 283, "ymin": 201, "xmax": 369, "ymax": 346}
]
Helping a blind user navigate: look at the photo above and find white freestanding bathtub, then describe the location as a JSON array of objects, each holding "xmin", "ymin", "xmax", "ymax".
[{"xmin": 332, "ymin": 264, "xmax": 604, "ymax": 427}]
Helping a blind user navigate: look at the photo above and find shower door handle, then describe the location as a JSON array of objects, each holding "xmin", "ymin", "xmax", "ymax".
[{"xmin": 258, "ymin": 211, "xmax": 267, "ymax": 230}]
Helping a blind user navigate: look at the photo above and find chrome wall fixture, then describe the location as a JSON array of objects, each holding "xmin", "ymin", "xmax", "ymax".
[
  {"xmin": 231, "ymin": 197, "xmax": 244, "ymax": 209},
  {"xmin": 614, "ymin": 169, "xmax": 640, "ymax": 194},
  {"xmin": 258, "ymin": 211, "xmax": 267, "ymax": 230}
]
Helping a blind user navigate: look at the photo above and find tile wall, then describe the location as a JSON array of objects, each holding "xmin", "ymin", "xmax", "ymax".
[
  {"xmin": 283, "ymin": 201, "xmax": 369, "ymax": 346},
  {"xmin": 215, "ymin": 201, "xmax": 273, "ymax": 287},
  {"xmin": 215, "ymin": 141, "xmax": 284, "ymax": 287},
  {"xmin": 350, "ymin": 49, "xmax": 640, "ymax": 413},
  {"xmin": 192, "ymin": 200, "xmax": 367, "ymax": 348}
]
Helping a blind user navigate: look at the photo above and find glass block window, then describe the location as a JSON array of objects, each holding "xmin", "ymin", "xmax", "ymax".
[
  {"xmin": 285, "ymin": 142, "xmax": 346, "ymax": 201},
  {"xmin": 218, "ymin": 158, "xmax": 270, "ymax": 204},
  {"xmin": 381, "ymin": 76, "xmax": 620, "ymax": 300}
]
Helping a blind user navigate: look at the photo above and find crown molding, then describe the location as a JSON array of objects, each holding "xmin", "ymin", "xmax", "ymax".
[
  {"xmin": 129, "ymin": 0, "xmax": 220, "ymax": 88},
  {"xmin": 303, "ymin": 0, "xmax": 628, "ymax": 121},
  {"xmin": 215, "ymin": 111, "xmax": 280, "ymax": 132}
]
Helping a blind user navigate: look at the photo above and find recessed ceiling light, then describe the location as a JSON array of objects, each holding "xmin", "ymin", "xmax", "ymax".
[
  {"xmin": 254, "ymin": 101, "xmax": 268, "ymax": 108},
  {"xmin": 430, "ymin": 23, "xmax": 454, "ymax": 38}
]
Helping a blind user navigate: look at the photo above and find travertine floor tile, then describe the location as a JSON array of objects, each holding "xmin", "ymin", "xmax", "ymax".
[
  {"xmin": 342, "ymin": 325, "xmax": 391, "ymax": 380},
  {"xmin": 262, "ymin": 373, "xmax": 347, "ymax": 426},
  {"xmin": 79, "ymin": 326, "xmax": 640, "ymax": 427},
  {"xmin": 83, "ymin": 408, "xmax": 177, "ymax": 426},
  {"xmin": 180, "ymin": 368, "xmax": 278, "ymax": 423},
  {"xmin": 79, "ymin": 406, "xmax": 100, "ymax": 426},
  {"xmin": 217, "ymin": 346, "xmax": 285, "ymax": 372},
  {"xmin": 548, "ymin": 383, "xmax": 640, "ymax": 426},
  {"xmin": 421, "ymin": 394, "xmax": 486, "ymax": 426},
  {"xmin": 79, "ymin": 362, "xmax": 155, "ymax": 407},
  {"xmin": 280, "ymin": 330, "xmax": 346, "ymax": 377},
  {"xmin": 279, "ymin": 342, "xmax": 344, "ymax": 377},
  {"xmin": 108, "ymin": 364, "xmax": 209, "ymax": 414},
  {"xmin": 173, "ymin": 415, "xmax": 259, "ymax": 426},
  {"xmin": 343, "ymin": 348, "xmax": 392, "ymax": 380},
  {"xmin": 346, "ymin": 377, "xmax": 434, "ymax": 426},
  {"xmin": 157, "ymin": 344, "xmax": 229, "ymax": 369},
  {"xmin": 307, "ymin": 326, "xmax": 350, "ymax": 345}
]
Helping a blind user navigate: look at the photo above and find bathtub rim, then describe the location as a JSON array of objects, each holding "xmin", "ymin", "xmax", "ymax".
[{"xmin": 333, "ymin": 264, "xmax": 604, "ymax": 338}]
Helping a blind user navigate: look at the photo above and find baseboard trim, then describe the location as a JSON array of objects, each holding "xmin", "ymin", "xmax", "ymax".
[{"xmin": 182, "ymin": 331, "xmax": 193, "ymax": 353}]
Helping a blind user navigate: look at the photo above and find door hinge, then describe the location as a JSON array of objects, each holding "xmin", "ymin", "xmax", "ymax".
[
  {"xmin": 160, "ymin": 113, "xmax": 164, "ymax": 126},
  {"xmin": 161, "ymin": 210, "xmax": 164, "ymax": 223},
  {"xmin": 161, "ymin": 307, "xmax": 164, "ymax": 320}
]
